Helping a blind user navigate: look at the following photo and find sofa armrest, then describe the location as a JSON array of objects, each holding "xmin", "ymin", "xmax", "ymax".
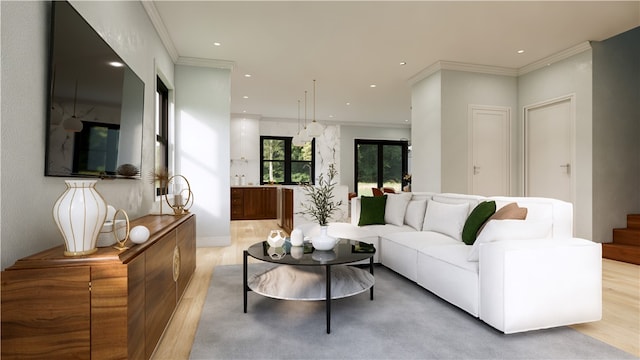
[
  {"xmin": 351, "ymin": 197, "xmax": 361, "ymax": 226},
  {"xmin": 479, "ymin": 238, "xmax": 602, "ymax": 334}
]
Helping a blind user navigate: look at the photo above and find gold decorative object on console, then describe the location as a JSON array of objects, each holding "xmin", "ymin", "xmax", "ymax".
[
  {"xmin": 164, "ymin": 175, "xmax": 193, "ymax": 215},
  {"xmin": 112, "ymin": 208, "xmax": 131, "ymax": 251},
  {"xmin": 149, "ymin": 168, "xmax": 169, "ymax": 215}
]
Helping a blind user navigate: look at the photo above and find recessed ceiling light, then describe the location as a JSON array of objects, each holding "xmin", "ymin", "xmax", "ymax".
[
  {"xmin": 400, "ymin": 61, "xmax": 407, "ymax": 66},
  {"xmin": 405, "ymin": 119, "xmax": 409, "ymax": 122},
  {"xmin": 244, "ymin": 74, "xmax": 252, "ymax": 78},
  {"xmin": 242, "ymin": 110, "xmax": 247, "ymax": 113},
  {"xmin": 370, "ymin": 84, "xmax": 377, "ymax": 88},
  {"xmin": 329, "ymin": 115, "xmax": 334, "ymax": 118},
  {"xmin": 214, "ymin": 42, "xmax": 221, "ymax": 46},
  {"xmin": 243, "ymin": 95, "xmax": 249, "ymax": 99},
  {"xmin": 108, "ymin": 61, "xmax": 124, "ymax": 67},
  {"xmin": 346, "ymin": 102, "xmax": 351, "ymax": 106},
  {"xmin": 517, "ymin": 49, "xmax": 525, "ymax": 54}
]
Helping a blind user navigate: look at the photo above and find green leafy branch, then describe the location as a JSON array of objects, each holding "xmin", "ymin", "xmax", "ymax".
[{"xmin": 298, "ymin": 163, "xmax": 342, "ymax": 226}]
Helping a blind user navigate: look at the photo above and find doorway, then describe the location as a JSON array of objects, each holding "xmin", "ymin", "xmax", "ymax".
[
  {"xmin": 524, "ymin": 95, "xmax": 575, "ymax": 203},
  {"xmin": 468, "ymin": 105, "xmax": 511, "ymax": 196}
]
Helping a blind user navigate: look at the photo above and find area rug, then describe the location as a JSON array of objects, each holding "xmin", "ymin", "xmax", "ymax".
[{"xmin": 190, "ymin": 264, "xmax": 636, "ymax": 360}]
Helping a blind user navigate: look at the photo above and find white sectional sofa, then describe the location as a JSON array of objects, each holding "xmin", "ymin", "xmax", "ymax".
[{"xmin": 337, "ymin": 192, "xmax": 602, "ymax": 334}]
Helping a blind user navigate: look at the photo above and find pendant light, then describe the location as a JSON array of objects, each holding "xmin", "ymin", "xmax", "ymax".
[
  {"xmin": 297, "ymin": 91, "xmax": 311, "ymax": 143},
  {"xmin": 305, "ymin": 79, "xmax": 324, "ymax": 137},
  {"xmin": 63, "ymin": 80, "xmax": 84, "ymax": 132},
  {"xmin": 292, "ymin": 100, "xmax": 306, "ymax": 146}
]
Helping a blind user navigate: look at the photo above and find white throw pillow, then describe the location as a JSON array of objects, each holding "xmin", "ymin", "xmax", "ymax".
[
  {"xmin": 422, "ymin": 200, "xmax": 469, "ymax": 241},
  {"xmin": 466, "ymin": 219, "xmax": 552, "ymax": 261},
  {"xmin": 384, "ymin": 192, "xmax": 412, "ymax": 226},
  {"xmin": 404, "ymin": 199, "xmax": 428, "ymax": 230}
]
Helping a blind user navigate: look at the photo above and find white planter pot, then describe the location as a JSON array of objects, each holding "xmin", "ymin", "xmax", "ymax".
[
  {"xmin": 311, "ymin": 225, "xmax": 336, "ymax": 251},
  {"xmin": 53, "ymin": 180, "xmax": 107, "ymax": 256}
]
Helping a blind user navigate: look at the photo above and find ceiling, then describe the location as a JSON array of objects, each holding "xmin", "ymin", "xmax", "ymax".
[{"xmin": 148, "ymin": 1, "xmax": 640, "ymax": 126}]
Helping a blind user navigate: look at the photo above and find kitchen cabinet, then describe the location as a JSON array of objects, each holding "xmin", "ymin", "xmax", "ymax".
[{"xmin": 231, "ymin": 187, "xmax": 277, "ymax": 220}]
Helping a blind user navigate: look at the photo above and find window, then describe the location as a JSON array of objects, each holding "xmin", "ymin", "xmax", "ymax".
[
  {"xmin": 261, "ymin": 136, "xmax": 315, "ymax": 184},
  {"xmin": 73, "ymin": 122, "xmax": 120, "ymax": 175},
  {"xmin": 355, "ymin": 139, "xmax": 408, "ymax": 196},
  {"xmin": 155, "ymin": 77, "xmax": 169, "ymax": 196}
]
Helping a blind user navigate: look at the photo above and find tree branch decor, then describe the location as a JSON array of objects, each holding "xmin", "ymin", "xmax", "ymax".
[{"xmin": 298, "ymin": 163, "xmax": 342, "ymax": 226}]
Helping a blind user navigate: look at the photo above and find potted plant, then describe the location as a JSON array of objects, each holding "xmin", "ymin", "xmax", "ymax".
[{"xmin": 299, "ymin": 163, "xmax": 343, "ymax": 250}]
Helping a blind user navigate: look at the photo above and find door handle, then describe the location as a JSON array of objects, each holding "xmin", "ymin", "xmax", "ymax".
[
  {"xmin": 560, "ymin": 163, "xmax": 570, "ymax": 174},
  {"xmin": 473, "ymin": 166, "xmax": 480, "ymax": 175}
]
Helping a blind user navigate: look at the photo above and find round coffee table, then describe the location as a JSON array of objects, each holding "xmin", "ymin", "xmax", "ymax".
[{"xmin": 243, "ymin": 238, "xmax": 376, "ymax": 334}]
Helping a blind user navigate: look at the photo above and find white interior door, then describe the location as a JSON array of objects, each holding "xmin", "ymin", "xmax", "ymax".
[
  {"xmin": 524, "ymin": 96, "xmax": 574, "ymax": 202},
  {"xmin": 469, "ymin": 105, "xmax": 510, "ymax": 196}
]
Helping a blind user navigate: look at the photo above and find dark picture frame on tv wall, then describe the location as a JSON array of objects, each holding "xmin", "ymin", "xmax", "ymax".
[{"xmin": 45, "ymin": 0, "xmax": 144, "ymax": 179}]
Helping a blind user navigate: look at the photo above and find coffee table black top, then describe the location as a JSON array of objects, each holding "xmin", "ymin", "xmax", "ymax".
[{"xmin": 246, "ymin": 238, "xmax": 375, "ymax": 266}]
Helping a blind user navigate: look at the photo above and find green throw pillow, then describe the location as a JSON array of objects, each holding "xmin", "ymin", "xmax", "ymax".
[
  {"xmin": 358, "ymin": 195, "xmax": 387, "ymax": 226},
  {"xmin": 462, "ymin": 201, "xmax": 496, "ymax": 245}
]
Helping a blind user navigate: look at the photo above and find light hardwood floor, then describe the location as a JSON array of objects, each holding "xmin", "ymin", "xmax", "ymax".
[{"xmin": 152, "ymin": 220, "xmax": 640, "ymax": 359}]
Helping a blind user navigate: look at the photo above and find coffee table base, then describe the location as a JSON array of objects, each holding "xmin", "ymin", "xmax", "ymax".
[
  {"xmin": 243, "ymin": 250, "xmax": 375, "ymax": 334},
  {"xmin": 248, "ymin": 265, "xmax": 374, "ymax": 300}
]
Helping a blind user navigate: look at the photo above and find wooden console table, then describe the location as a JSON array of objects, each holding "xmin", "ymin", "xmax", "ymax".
[{"xmin": 1, "ymin": 214, "xmax": 196, "ymax": 360}]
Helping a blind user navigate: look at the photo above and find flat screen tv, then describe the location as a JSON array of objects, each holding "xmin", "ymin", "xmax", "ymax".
[{"xmin": 45, "ymin": 0, "xmax": 144, "ymax": 178}]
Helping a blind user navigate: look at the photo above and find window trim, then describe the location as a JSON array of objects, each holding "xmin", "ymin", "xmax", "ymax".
[
  {"xmin": 260, "ymin": 136, "xmax": 315, "ymax": 185},
  {"xmin": 354, "ymin": 139, "xmax": 409, "ymax": 195}
]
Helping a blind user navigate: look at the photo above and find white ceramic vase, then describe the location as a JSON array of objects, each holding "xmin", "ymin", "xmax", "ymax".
[
  {"xmin": 53, "ymin": 180, "xmax": 107, "ymax": 256},
  {"xmin": 312, "ymin": 225, "xmax": 336, "ymax": 251},
  {"xmin": 290, "ymin": 228, "xmax": 304, "ymax": 246}
]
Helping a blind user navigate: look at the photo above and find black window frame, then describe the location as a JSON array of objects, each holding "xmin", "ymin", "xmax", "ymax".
[
  {"xmin": 156, "ymin": 77, "xmax": 169, "ymax": 196},
  {"xmin": 260, "ymin": 136, "xmax": 316, "ymax": 185},
  {"xmin": 354, "ymin": 139, "xmax": 409, "ymax": 195}
]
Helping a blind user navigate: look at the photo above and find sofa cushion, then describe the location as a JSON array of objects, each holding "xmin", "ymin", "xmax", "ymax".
[
  {"xmin": 431, "ymin": 193, "xmax": 485, "ymax": 215},
  {"xmin": 404, "ymin": 199, "xmax": 428, "ymax": 230},
  {"xmin": 358, "ymin": 195, "xmax": 387, "ymax": 226},
  {"xmin": 467, "ymin": 219, "xmax": 552, "ymax": 261},
  {"xmin": 478, "ymin": 202, "xmax": 527, "ymax": 235},
  {"xmin": 362, "ymin": 224, "xmax": 416, "ymax": 238},
  {"xmin": 489, "ymin": 202, "xmax": 527, "ymax": 221},
  {"xmin": 462, "ymin": 201, "xmax": 496, "ymax": 245},
  {"xmin": 422, "ymin": 200, "xmax": 469, "ymax": 241},
  {"xmin": 383, "ymin": 230, "xmax": 461, "ymax": 248},
  {"xmin": 385, "ymin": 192, "xmax": 412, "ymax": 226}
]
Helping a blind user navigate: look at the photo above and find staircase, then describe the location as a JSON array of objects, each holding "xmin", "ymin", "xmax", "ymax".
[{"xmin": 603, "ymin": 214, "xmax": 640, "ymax": 265}]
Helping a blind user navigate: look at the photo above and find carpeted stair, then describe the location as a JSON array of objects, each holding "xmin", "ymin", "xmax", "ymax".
[{"xmin": 603, "ymin": 214, "xmax": 640, "ymax": 265}]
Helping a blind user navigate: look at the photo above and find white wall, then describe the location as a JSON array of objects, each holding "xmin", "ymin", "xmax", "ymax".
[
  {"xmin": 175, "ymin": 65, "xmax": 231, "ymax": 246},
  {"xmin": 518, "ymin": 49, "xmax": 593, "ymax": 240},
  {"xmin": 230, "ymin": 115, "xmax": 260, "ymax": 185},
  {"xmin": 441, "ymin": 70, "xmax": 518, "ymax": 194},
  {"xmin": 0, "ymin": 1, "xmax": 174, "ymax": 269},
  {"xmin": 592, "ymin": 27, "xmax": 640, "ymax": 243},
  {"xmin": 411, "ymin": 71, "xmax": 442, "ymax": 192}
]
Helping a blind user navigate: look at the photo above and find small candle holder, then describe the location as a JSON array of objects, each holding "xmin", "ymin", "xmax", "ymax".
[
  {"xmin": 164, "ymin": 175, "xmax": 193, "ymax": 215},
  {"xmin": 112, "ymin": 208, "xmax": 130, "ymax": 251}
]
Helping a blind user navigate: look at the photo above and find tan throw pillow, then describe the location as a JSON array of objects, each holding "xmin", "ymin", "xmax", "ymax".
[
  {"xmin": 491, "ymin": 202, "xmax": 528, "ymax": 220},
  {"xmin": 477, "ymin": 202, "xmax": 527, "ymax": 235}
]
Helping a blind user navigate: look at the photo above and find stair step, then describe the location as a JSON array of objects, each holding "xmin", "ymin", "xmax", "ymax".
[
  {"xmin": 602, "ymin": 243, "xmax": 640, "ymax": 265},
  {"xmin": 612, "ymin": 228, "xmax": 640, "ymax": 246},
  {"xmin": 626, "ymin": 214, "xmax": 640, "ymax": 229}
]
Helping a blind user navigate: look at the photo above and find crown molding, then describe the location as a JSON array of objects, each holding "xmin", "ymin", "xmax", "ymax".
[
  {"xmin": 517, "ymin": 41, "xmax": 592, "ymax": 76},
  {"xmin": 141, "ymin": 1, "xmax": 179, "ymax": 63},
  {"xmin": 408, "ymin": 61, "xmax": 517, "ymax": 85},
  {"xmin": 408, "ymin": 41, "xmax": 593, "ymax": 85},
  {"xmin": 176, "ymin": 57, "xmax": 236, "ymax": 70}
]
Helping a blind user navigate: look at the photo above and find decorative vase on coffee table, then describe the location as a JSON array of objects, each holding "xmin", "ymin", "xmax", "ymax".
[
  {"xmin": 53, "ymin": 179, "xmax": 107, "ymax": 256},
  {"xmin": 312, "ymin": 225, "xmax": 336, "ymax": 251}
]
